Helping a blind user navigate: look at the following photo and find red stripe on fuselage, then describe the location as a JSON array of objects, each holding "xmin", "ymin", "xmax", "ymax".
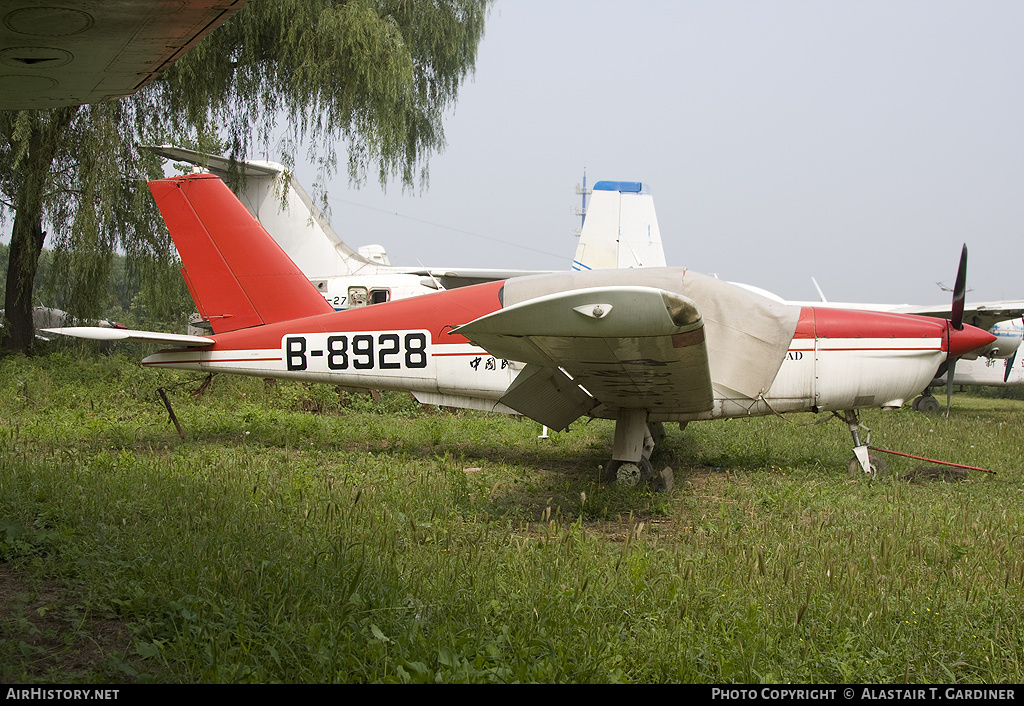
[
  {"xmin": 814, "ymin": 346, "xmax": 939, "ymax": 352},
  {"xmin": 141, "ymin": 356, "xmax": 282, "ymax": 366},
  {"xmin": 195, "ymin": 280, "xmax": 507, "ymax": 353}
]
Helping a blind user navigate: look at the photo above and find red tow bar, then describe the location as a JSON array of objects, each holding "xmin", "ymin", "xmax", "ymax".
[{"xmin": 867, "ymin": 446, "xmax": 994, "ymax": 474}]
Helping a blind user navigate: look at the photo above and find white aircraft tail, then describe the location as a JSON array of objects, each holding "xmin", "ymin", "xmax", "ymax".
[
  {"xmin": 147, "ymin": 145, "xmax": 385, "ymax": 279},
  {"xmin": 572, "ymin": 181, "xmax": 666, "ymax": 271}
]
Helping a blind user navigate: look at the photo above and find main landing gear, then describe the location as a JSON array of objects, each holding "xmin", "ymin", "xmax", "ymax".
[
  {"xmin": 841, "ymin": 410, "xmax": 888, "ymax": 478},
  {"xmin": 602, "ymin": 408, "xmax": 674, "ymax": 491}
]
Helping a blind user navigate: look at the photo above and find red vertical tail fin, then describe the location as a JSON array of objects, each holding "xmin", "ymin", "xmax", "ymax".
[{"xmin": 149, "ymin": 174, "xmax": 334, "ymax": 333}]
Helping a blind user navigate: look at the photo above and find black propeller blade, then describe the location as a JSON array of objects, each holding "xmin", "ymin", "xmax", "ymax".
[
  {"xmin": 951, "ymin": 244, "xmax": 967, "ymax": 331},
  {"xmin": 946, "ymin": 244, "xmax": 968, "ymax": 416}
]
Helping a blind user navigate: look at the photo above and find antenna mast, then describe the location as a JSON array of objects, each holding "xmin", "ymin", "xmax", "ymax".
[{"xmin": 574, "ymin": 168, "xmax": 591, "ymax": 235}]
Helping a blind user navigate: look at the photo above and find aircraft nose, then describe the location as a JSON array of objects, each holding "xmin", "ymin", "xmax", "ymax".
[{"xmin": 946, "ymin": 321, "xmax": 998, "ymax": 359}]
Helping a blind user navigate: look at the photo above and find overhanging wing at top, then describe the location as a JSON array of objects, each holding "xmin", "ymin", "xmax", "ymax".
[
  {"xmin": 422, "ymin": 268, "xmax": 556, "ymax": 289},
  {"xmin": 0, "ymin": 0, "xmax": 247, "ymax": 109}
]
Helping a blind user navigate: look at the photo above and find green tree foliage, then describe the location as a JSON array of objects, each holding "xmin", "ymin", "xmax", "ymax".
[
  {"xmin": 144, "ymin": 0, "xmax": 490, "ymax": 190},
  {"xmin": 1, "ymin": 0, "xmax": 492, "ymax": 354},
  {"xmin": 0, "ymin": 103, "xmax": 172, "ymax": 353}
]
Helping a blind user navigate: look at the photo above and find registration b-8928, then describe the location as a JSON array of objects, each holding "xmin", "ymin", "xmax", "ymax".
[{"xmin": 284, "ymin": 331, "xmax": 432, "ymax": 373}]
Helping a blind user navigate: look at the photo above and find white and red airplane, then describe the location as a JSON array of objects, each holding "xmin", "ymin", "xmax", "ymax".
[{"xmin": 47, "ymin": 174, "xmax": 998, "ymax": 484}]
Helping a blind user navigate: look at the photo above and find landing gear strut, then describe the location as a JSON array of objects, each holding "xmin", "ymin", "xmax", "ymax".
[
  {"xmin": 842, "ymin": 410, "xmax": 888, "ymax": 478},
  {"xmin": 603, "ymin": 409, "xmax": 673, "ymax": 490}
]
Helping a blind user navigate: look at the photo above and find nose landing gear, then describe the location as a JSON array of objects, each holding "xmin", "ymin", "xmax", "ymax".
[{"xmin": 842, "ymin": 410, "xmax": 888, "ymax": 478}]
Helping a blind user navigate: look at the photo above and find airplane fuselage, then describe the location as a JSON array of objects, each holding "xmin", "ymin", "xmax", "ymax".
[{"xmin": 142, "ymin": 271, "xmax": 992, "ymax": 424}]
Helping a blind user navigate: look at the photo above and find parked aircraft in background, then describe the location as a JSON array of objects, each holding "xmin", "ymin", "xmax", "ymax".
[
  {"xmin": 46, "ymin": 174, "xmax": 997, "ymax": 484},
  {"xmin": 570, "ymin": 181, "xmax": 666, "ymax": 271},
  {"xmin": 0, "ymin": 1, "xmax": 246, "ymax": 109},
  {"xmin": 0, "ymin": 307, "xmax": 123, "ymax": 342},
  {"xmin": 931, "ymin": 351, "xmax": 1024, "ymax": 388},
  {"xmin": 148, "ymin": 146, "xmax": 536, "ymax": 311},
  {"xmin": 148, "ymin": 146, "xmax": 665, "ymax": 316}
]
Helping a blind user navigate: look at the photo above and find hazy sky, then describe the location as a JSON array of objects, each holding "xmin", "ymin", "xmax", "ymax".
[{"xmin": 290, "ymin": 0, "xmax": 1024, "ymax": 307}]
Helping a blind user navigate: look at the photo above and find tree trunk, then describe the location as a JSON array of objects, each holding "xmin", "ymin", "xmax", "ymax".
[
  {"xmin": 1, "ymin": 108, "xmax": 76, "ymax": 354},
  {"xmin": 2, "ymin": 210, "xmax": 46, "ymax": 353}
]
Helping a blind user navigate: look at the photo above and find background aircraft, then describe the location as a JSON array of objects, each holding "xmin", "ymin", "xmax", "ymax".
[
  {"xmin": 0, "ymin": 306, "xmax": 123, "ymax": 342},
  {"xmin": 47, "ymin": 174, "xmax": 997, "ymax": 486},
  {"xmin": 148, "ymin": 146, "xmax": 541, "ymax": 306},
  {"xmin": 931, "ymin": 352, "xmax": 1024, "ymax": 388},
  {"xmin": 149, "ymin": 146, "xmax": 665, "ymax": 315},
  {"xmin": 570, "ymin": 181, "xmax": 666, "ymax": 271},
  {"xmin": 0, "ymin": 1, "xmax": 246, "ymax": 109}
]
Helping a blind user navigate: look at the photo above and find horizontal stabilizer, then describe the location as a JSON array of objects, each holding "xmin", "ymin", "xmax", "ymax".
[
  {"xmin": 41, "ymin": 327, "xmax": 214, "ymax": 347},
  {"xmin": 145, "ymin": 145, "xmax": 283, "ymax": 178}
]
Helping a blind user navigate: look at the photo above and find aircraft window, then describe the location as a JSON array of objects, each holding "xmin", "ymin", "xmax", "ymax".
[
  {"xmin": 348, "ymin": 287, "xmax": 368, "ymax": 308},
  {"xmin": 369, "ymin": 289, "xmax": 390, "ymax": 305}
]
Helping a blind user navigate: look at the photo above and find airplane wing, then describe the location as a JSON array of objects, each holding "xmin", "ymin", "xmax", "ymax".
[
  {"xmin": 887, "ymin": 301, "xmax": 1024, "ymax": 333},
  {"xmin": 453, "ymin": 286, "xmax": 713, "ymax": 429},
  {"xmin": 41, "ymin": 327, "xmax": 213, "ymax": 347},
  {"xmin": 0, "ymin": 1, "xmax": 247, "ymax": 109},
  {"xmin": 144, "ymin": 145, "xmax": 280, "ymax": 178},
  {"xmin": 421, "ymin": 268, "xmax": 555, "ymax": 289}
]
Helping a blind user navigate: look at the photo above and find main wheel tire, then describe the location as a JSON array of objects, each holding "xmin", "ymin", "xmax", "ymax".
[
  {"xmin": 917, "ymin": 395, "xmax": 941, "ymax": 414},
  {"xmin": 616, "ymin": 461, "xmax": 645, "ymax": 486},
  {"xmin": 604, "ymin": 457, "xmax": 656, "ymax": 486}
]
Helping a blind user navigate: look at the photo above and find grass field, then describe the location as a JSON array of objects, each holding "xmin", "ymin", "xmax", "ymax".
[{"xmin": 1, "ymin": 352, "xmax": 1023, "ymax": 683}]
